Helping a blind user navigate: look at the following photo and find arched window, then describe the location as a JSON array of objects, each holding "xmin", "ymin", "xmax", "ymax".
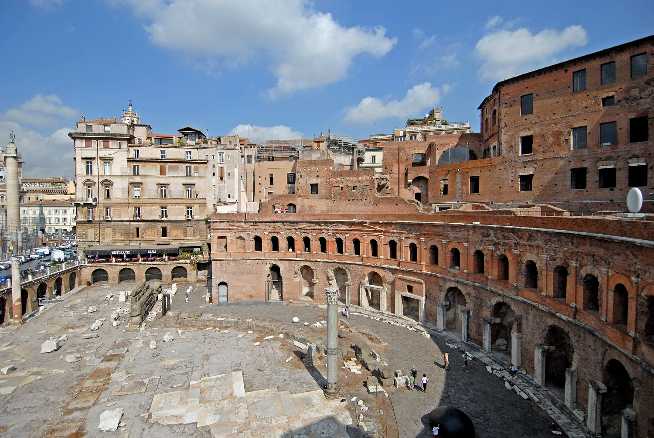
[
  {"xmin": 254, "ymin": 236, "xmax": 262, "ymax": 252},
  {"xmin": 553, "ymin": 266, "xmax": 568, "ymax": 299},
  {"xmin": 303, "ymin": 236, "xmax": 311, "ymax": 252},
  {"xmin": 497, "ymin": 254, "xmax": 509, "ymax": 281},
  {"xmin": 336, "ymin": 238, "xmax": 344, "ymax": 254},
  {"xmin": 353, "ymin": 238, "xmax": 361, "ymax": 256},
  {"xmin": 583, "ymin": 274, "xmax": 599, "ymax": 312},
  {"xmin": 491, "ymin": 109, "xmax": 497, "ymax": 127},
  {"xmin": 524, "ymin": 261, "xmax": 538, "ymax": 289},
  {"xmin": 612, "ymin": 284, "xmax": 628, "ymax": 326},
  {"xmin": 286, "ymin": 203, "xmax": 297, "ymax": 213},
  {"xmin": 286, "ymin": 236, "xmax": 295, "ymax": 252},
  {"xmin": 271, "ymin": 236, "xmax": 279, "ymax": 252},
  {"xmin": 409, "ymin": 242, "xmax": 418, "ymax": 262},
  {"xmin": 389, "ymin": 240, "xmax": 398, "ymax": 259},
  {"xmin": 429, "ymin": 245, "xmax": 438, "ymax": 265},
  {"xmin": 450, "ymin": 248, "xmax": 460, "ymax": 269},
  {"xmin": 370, "ymin": 239, "xmax": 378, "ymax": 257},
  {"xmin": 473, "ymin": 250, "xmax": 484, "ymax": 274},
  {"xmin": 319, "ymin": 237, "xmax": 327, "ymax": 253}
]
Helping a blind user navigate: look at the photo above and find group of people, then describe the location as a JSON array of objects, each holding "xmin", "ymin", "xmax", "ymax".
[{"xmin": 407, "ymin": 368, "xmax": 429, "ymax": 391}]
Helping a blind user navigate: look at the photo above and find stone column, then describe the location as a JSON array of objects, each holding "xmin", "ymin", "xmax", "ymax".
[
  {"xmin": 534, "ymin": 345, "xmax": 546, "ymax": 386},
  {"xmin": 11, "ymin": 257, "xmax": 22, "ymax": 323},
  {"xmin": 586, "ymin": 380, "xmax": 607, "ymax": 434},
  {"xmin": 621, "ymin": 408, "xmax": 635, "ymax": 438},
  {"xmin": 564, "ymin": 368, "xmax": 577, "ymax": 409},
  {"xmin": 380, "ymin": 286, "xmax": 387, "ymax": 312},
  {"xmin": 325, "ymin": 285, "xmax": 339, "ymax": 396},
  {"xmin": 460, "ymin": 309, "xmax": 469, "ymax": 342},
  {"xmin": 482, "ymin": 318, "xmax": 492, "ymax": 352},
  {"xmin": 511, "ymin": 330, "xmax": 522, "ymax": 369},
  {"xmin": 436, "ymin": 303, "xmax": 446, "ymax": 331},
  {"xmin": 4, "ymin": 137, "xmax": 22, "ymax": 255}
]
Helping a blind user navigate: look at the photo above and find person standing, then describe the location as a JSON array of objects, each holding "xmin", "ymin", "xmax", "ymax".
[
  {"xmin": 442, "ymin": 352, "xmax": 449, "ymax": 370},
  {"xmin": 421, "ymin": 374, "xmax": 429, "ymax": 392}
]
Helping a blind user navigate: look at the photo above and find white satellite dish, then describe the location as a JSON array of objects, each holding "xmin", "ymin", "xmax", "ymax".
[{"xmin": 626, "ymin": 187, "xmax": 643, "ymax": 213}]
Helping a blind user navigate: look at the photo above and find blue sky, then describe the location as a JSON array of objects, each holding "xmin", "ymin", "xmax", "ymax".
[{"xmin": 0, "ymin": 0, "xmax": 652, "ymax": 176}]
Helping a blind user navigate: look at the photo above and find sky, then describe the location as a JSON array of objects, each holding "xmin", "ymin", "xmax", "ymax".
[{"xmin": 0, "ymin": 0, "xmax": 652, "ymax": 177}]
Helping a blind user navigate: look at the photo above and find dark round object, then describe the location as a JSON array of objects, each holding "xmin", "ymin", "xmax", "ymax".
[{"xmin": 425, "ymin": 407, "xmax": 475, "ymax": 438}]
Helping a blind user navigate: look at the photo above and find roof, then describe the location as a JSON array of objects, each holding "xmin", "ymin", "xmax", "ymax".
[
  {"xmin": 478, "ymin": 34, "xmax": 654, "ymax": 109},
  {"xmin": 177, "ymin": 126, "xmax": 206, "ymax": 136},
  {"xmin": 151, "ymin": 133, "xmax": 176, "ymax": 138}
]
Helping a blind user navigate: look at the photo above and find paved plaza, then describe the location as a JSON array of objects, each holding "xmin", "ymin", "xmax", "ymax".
[{"xmin": 0, "ymin": 282, "xmax": 561, "ymax": 437}]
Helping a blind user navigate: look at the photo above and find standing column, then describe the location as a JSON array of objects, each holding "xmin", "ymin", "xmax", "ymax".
[
  {"xmin": 325, "ymin": 285, "xmax": 339, "ymax": 396},
  {"xmin": 564, "ymin": 368, "xmax": 577, "ymax": 409},
  {"xmin": 534, "ymin": 345, "xmax": 546, "ymax": 386},
  {"xmin": 511, "ymin": 330, "xmax": 522, "ymax": 369},
  {"xmin": 436, "ymin": 303, "xmax": 446, "ymax": 331},
  {"xmin": 621, "ymin": 408, "xmax": 635, "ymax": 438},
  {"xmin": 4, "ymin": 136, "xmax": 22, "ymax": 255},
  {"xmin": 586, "ymin": 380, "xmax": 607, "ymax": 434},
  {"xmin": 482, "ymin": 318, "xmax": 492, "ymax": 352},
  {"xmin": 460, "ymin": 309, "xmax": 469, "ymax": 342},
  {"xmin": 11, "ymin": 257, "xmax": 22, "ymax": 323}
]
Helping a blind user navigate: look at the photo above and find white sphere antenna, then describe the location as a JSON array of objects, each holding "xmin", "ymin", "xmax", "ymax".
[{"xmin": 626, "ymin": 187, "xmax": 643, "ymax": 213}]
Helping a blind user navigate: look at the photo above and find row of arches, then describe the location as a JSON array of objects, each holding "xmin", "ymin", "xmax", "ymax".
[{"xmin": 90, "ymin": 266, "xmax": 188, "ymax": 284}]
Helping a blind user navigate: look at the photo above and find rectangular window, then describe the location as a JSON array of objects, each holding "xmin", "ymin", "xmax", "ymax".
[
  {"xmin": 598, "ymin": 167, "xmax": 616, "ymax": 188},
  {"xmin": 630, "ymin": 116, "xmax": 649, "ymax": 143},
  {"xmin": 310, "ymin": 183, "xmax": 319, "ymax": 194},
  {"xmin": 85, "ymin": 124, "xmax": 92, "ymax": 133},
  {"xmin": 132, "ymin": 165, "xmax": 140, "ymax": 176},
  {"xmin": 572, "ymin": 69, "xmax": 586, "ymax": 92},
  {"xmin": 133, "ymin": 207, "xmax": 141, "ymax": 219},
  {"xmin": 85, "ymin": 160, "xmax": 93, "ymax": 175},
  {"xmin": 570, "ymin": 167, "xmax": 587, "ymax": 189},
  {"xmin": 87, "ymin": 208, "xmax": 94, "ymax": 221},
  {"xmin": 520, "ymin": 93, "xmax": 533, "ymax": 115},
  {"xmin": 601, "ymin": 61, "xmax": 616, "ymax": 85},
  {"xmin": 185, "ymin": 186, "xmax": 193, "ymax": 198},
  {"xmin": 160, "ymin": 164, "xmax": 167, "ymax": 176},
  {"xmin": 135, "ymin": 227, "xmax": 140, "ymax": 238},
  {"xmin": 104, "ymin": 125, "xmax": 110, "ymax": 133},
  {"xmin": 628, "ymin": 164, "xmax": 648, "ymax": 187},
  {"xmin": 268, "ymin": 173, "xmax": 274, "ymax": 185},
  {"xmin": 520, "ymin": 135, "xmax": 533, "ymax": 155},
  {"xmin": 246, "ymin": 155, "xmax": 253, "ymax": 164},
  {"xmin": 287, "ymin": 173, "xmax": 296, "ymax": 184},
  {"xmin": 84, "ymin": 139, "xmax": 92, "ymax": 147},
  {"xmin": 85, "ymin": 186, "xmax": 93, "ymax": 200},
  {"xmin": 185, "ymin": 150, "xmax": 192, "ymax": 160},
  {"xmin": 519, "ymin": 174, "xmax": 533, "ymax": 192},
  {"xmin": 159, "ymin": 185, "xmax": 167, "ymax": 199},
  {"xmin": 469, "ymin": 176, "xmax": 480, "ymax": 194},
  {"xmin": 602, "ymin": 96, "xmax": 616, "ymax": 107},
  {"xmin": 161, "ymin": 226, "xmax": 167, "ymax": 237},
  {"xmin": 440, "ymin": 179, "xmax": 449, "ymax": 195},
  {"xmin": 102, "ymin": 140, "xmax": 109, "ymax": 148},
  {"xmin": 160, "ymin": 149, "xmax": 166, "ymax": 159},
  {"xmin": 572, "ymin": 126, "xmax": 587, "ymax": 150},
  {"xmin": 104, "ymin": 207, "xmax": 111, "ymax": 220},
  {"xmin": 371, "ymin": 155, "xmax": 376, "ymax": 164},
  {"xmin": 103, "ymin": 161, "xmax": 111, "ymax": 175},
  {"xmin": 631, "ymin": 53, "xmax": 647, "ymax": 79},
  {"xmin": 132, "ymin": 186, "xmax": 141, "ymax": 198},
  {"xmin": 185, "ymin": 165, "xmax": 192, "ymax": 177},
  {"xmin": 133, "ymin": 149, "xmax": 140, "ymax": 159},
  {"xmin": 160, "ymin": 207, "xmax": 168, "ymax": 219},
  {"xmin": 186, "ymin": 206, "xmax": 193, "ymax": 219},
  {"xmin": 104, "ymin": 186, "xmax": 111, "ymax": 199},
  {"xmin": 218, "ymin": 152, "xmax": 224, "ymax": 163},
  {"xmin": 600, "ymin": 122, "xmax": 617, "ymax": 146}
]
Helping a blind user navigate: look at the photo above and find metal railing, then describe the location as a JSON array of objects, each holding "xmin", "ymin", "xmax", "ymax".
[{"xmin": 0, "ymin": 259, "xmax": 81, "ymax": 294}]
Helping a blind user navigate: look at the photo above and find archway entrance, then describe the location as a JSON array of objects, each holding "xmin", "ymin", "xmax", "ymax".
[
  {"xmin": 602, "ymin": 359, "xmax": 634, "ymax": 438},
  {"xmin": 119, "ymin": 268, "xmax": 136, "ymax": 283},
  {"xmin": 145, "ymin": 267, "xmax": 162, "ymax": 282},
  {"xmin": 0, "ymin": 296, "xmax": 6, "ymax": 324},
  {"xmin": 543, "ymin": 325, "xmax": 573, "ymax": 389},
  {"xmin": 334, "ymin": 267, "xmax": 349, "ymax": 303},
  {"xmin": 444, "ymin": 287, "xmax": 467, "ymax": 337},
  {"xmin": 68, "ymin": 272, "xmax": 76, "ymax": 291},
  {"xmin": 217, "ymin": 282, "xmax": 228, "ymax": 304},
  {"xmin": 54, "ymin": 277, "xmax": 62, "ymax": 296},
  {"xmin": 491, "ymin": 302, "xmax": 515, "ymax": 355},
  {"xmin": 21, "ymin": 288, "xmax": 29, "ymax": 315},
  {"xmin": 91, "ymin": 268, "xmax": 108, "ymax": 284},
  {"xmin": 171, "ymin": 266, "xmax": 188, "ymax": 280},
  {"xmin": 37, "ymin": 283, "xmax": 47, "ymax": 304},
  {"xmin": 411, "ymin": 176, "xmax": 429, "ymax": 203},
  {"xmin": 268, "ymin": 265, "xmax": 283, "ymax": 301},
  {"xmin": 364, "ymin": 272, "xmax": 383, "ymax": 310},
  {"xmin": 300, "ymin": 266, "xmax": 314, "ymax": 299}
]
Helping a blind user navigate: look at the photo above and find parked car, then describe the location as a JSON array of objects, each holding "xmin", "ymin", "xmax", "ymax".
[
  {"xmin": 0, "ymin": 262, "xmax": 10, "ymax": 271},
  {"xmin": 51, "ymin": 249, "xmax": 65, "ymax": 262}
]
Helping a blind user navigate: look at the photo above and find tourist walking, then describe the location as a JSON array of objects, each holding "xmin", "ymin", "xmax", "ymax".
[
  {"xmin": 421, "ymin": 374, "xmax": 429, "ymax": 392},
  {"xmin": 442, "ymin": 351, "xmax": 449, "ymax": 370}
]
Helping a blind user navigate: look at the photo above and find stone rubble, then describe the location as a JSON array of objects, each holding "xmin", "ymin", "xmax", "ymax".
[
  {"xmin": 0, "ymin": 365, "xmax": 17, "ymax": 375},
  {"xmin": 40, "ymin": 338, "xmax": 60, "ymax": 353},
  {"xmin": 98, "ymin": 408, "xmax": 123, "ymax": 432}
]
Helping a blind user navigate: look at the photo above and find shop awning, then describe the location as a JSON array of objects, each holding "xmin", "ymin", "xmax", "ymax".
[{"xmin": 85, "ymin": 245, "xmax": 179, "ymax": 257}]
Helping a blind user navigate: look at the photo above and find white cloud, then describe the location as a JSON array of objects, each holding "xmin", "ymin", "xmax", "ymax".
[
  {"xmin": 475, "ymin": 25, "xmax": 588, "ymax": 82},
  {"xmin": 3, "ymin": 94, "xmax": 77, "ymax": 129},
  {"xmin": 117, "ymin": 0, "xmax": 396, "ymax": 97},
  {"xmin": 344, "ymin": 82, "xmax": 445, "ymax": 125},
  {"xmin": 0, "ymin": 95, "xmax": 77, "ymax": 177},
  {"xmin": 229, "ymin": 124, "xmax": 303, "ymax": 143},
  {"xmin": 485, "ymin": 16, "xmax": 503, "ymax": 30}
]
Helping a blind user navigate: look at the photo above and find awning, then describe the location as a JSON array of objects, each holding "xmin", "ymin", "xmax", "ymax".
[{"xmin": 85, "ymin": 245, "xmax": 179, "ymax": 257}]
